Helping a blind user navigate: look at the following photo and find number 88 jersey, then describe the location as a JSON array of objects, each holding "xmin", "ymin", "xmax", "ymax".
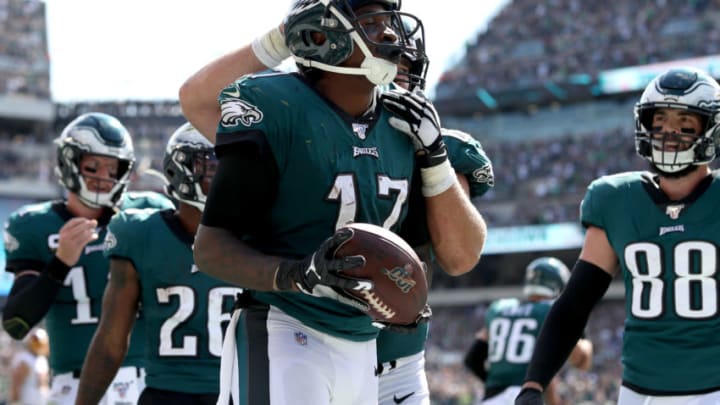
[{"xmin": 581, "ymin": 171, "xmax": 720, "ymax": 394}]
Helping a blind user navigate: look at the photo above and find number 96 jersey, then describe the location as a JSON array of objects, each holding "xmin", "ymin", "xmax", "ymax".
[
  {"xmin": 581, "ymin": 171, "xmax": 720, "ymax": 394},
  {"xmin": 3, "ymin": 192, "xmax": 173, "ymax": 374},
  {"xmin": 104, "ymin": 208, "xmax": 242, "ymax": 394}
]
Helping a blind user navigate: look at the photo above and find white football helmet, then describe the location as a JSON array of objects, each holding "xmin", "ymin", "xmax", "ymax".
[
  {"xmin": 634, "ymin": 67, "xmax": 720, "ymax": 173},
  {"xmin": 54, "ymin": 112, "xmax": 135, "ymax": 208}
]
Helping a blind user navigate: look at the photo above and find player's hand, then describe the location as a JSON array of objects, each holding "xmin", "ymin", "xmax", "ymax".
[
  {"xmin": 275, "ymin": 228, "xmax": 373, "ymax": 308},
  {"xmin": 372, "ymin": 304, "xmax": 432, "ymax": 333},
  {"xmin": 381, "ymin": 88, "xmax": 447, "ymax": 168},
  {"xmin": 515, "ymin": 387, "xmax": 544, "ymax": 405},
  {"xmin": 55, "ymin": 218, "xmax": 99, "ymax": 266}
]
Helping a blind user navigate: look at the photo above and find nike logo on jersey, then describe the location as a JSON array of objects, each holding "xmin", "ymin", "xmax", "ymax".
[
  {"xmin": 393, "ymin": 392, "xmax": 414, "ymax": 404},
  {"xmin": 191, "ymin": 264, "xmax": 199, "ymax": 274},
  {"xmin": 224, "ymin": 86, "xmax": 241, "ymax": 98},
  {"xmin": 659, "ymin": 224, "xmax": 685, "ymax": 236}
]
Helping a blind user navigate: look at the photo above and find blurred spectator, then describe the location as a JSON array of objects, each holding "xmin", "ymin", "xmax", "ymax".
[
  {"xmin": 53, "ymin": 100, "xmax": 186, "ymax": 191},
  {"xmin": 0, "ymin": 0, "xmax": 50, "ymax": 98},
  {"xmin": 426, "ymin": 301, "xmax": 625, "ymax": 404},
  {"xmin": 9, "ymin": 327, "xmax": 49, "ymax": 405},
  {"xmin": 437, "ymin": 0, "xmax": 720, "ymax": 104},
  {"xmin": 0, "ymin": 100, "xmax": 185, "ymax": 193},
  {"xmin": 3, "ymin": 102, "xmax": 665, "ymax": 226}
]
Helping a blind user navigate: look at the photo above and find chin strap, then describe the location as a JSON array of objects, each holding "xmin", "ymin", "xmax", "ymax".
[{"xmin": 293, "ymin": 54, "xmax": 397, "ymax": 85}]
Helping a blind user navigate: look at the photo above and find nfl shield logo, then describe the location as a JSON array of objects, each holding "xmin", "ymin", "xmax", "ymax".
[
  {"xmin": 113, "ymin": 381, "xmax": 130, "ymax": 398},
  {"xmin": 294, "ymin": 331, "xmax": 308, "ymax": 346},
  {"xmin": 665, "ymin": 204, "xmax": 684, "ymax": 220},
  {"xmin": 352, "ymin": 123, "xmax": 368, "ymax": 140}
]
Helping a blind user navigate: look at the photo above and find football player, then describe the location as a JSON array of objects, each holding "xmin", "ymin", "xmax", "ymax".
[
  {"xmin": 179, "ymin": 7, "xmax": 492, "ymax": 405},
  {"xmin": 464, "ymin": 257, "xmax": 592, "ymax": 405},
  {"xmin": 515, "ymin": 67, "xmax": 720, "ymax": 405},
  {"xmin": 75, "ymin": 123, "xmax": 241, "ymax": 405},
  {"xmin": 1, "ymin": 112, "xmax": 174, "ymax": 405},
  {"xmin": 375, "ymin": 31, "xmax": 494, "ymax": 405},
  {"xmin": 185, "ymin": 1, "xmax": 487, "ymax": 404}
]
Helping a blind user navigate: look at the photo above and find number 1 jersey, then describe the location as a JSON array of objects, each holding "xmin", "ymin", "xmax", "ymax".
[{"xmin": 3, "ymin": 192, "xmax": 173, "ymax": 373}]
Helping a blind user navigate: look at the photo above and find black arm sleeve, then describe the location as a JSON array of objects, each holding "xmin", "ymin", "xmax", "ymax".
[
  {"xmin": 202, "ymin": 131, "xmax": 279, "ymax": 236},
  {"xmin": 524, "ymin": 259, "xmax": 612, "ymax": 387},
  {"xmin": 464, "ymin": 338, "xmax": 489, "ymax": 381},
  {"xmin": 2, "ymin": 257, "xmax": 70, "ymax": 339}
]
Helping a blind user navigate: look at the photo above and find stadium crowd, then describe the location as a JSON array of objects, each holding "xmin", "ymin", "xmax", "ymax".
[
  {"xmin": 0, "ymin": 0, "xmax": 49, "ymax": 98},
  {"xmin": 425, "ymin": 300, "xmax": 625, "ymax": 405},
  {"xmin": 2, "ymin": 108, "xmax": 650, "ymax": 228},
  {"xmin": 3, "ymin": 0, "xmax": 719, "ymax": 403},
  {"xmin": 437, "ymin": 0, "xmax": 720, "ymax": 97}
]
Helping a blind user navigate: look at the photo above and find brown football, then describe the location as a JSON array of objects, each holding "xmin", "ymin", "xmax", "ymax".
[{"xmin": 335, "ymin": 222, "xmax": 428, "ymax": 325}]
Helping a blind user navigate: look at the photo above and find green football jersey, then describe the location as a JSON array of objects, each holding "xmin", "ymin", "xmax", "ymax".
[
  {"xmin": 442, "ymin": 128, "xmax": 494, "ymax": 198},
  {"xmin": 376, "ymin": 128, "xmax": 493, "ymax": 363},
  {"xmin": 3, "ymin": 191, "xmax": 173, "ymax": 374},
  {"xmin": 104, "ymin": 208, "xmax": 241, "ymax": 394},
  {"xmin": 217, "ymin": 72, "xmax": 417, "ymax": 341},
  {"xmin": 484, "ymin": 298, "xmax": 552, "ymax": 390},
  {"xmin": 581, "ymin": 171, "xmax": 720, "ymax": 393}
]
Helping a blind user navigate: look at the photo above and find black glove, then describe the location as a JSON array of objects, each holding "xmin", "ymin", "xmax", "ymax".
[
  {"xmin": 372, "ymin": 304, "xmax": 432, "ymax": 334},
  {"xmin": 515, "ymin": 387, "xmax": 544, "ymax": 405},
  {"xmin": 381, "ymin": 88, "xmax": 448, "ymax": 168},
  {"xmin": 275, "ymin": 228, "xmax": 373, "ymax": 311}
]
